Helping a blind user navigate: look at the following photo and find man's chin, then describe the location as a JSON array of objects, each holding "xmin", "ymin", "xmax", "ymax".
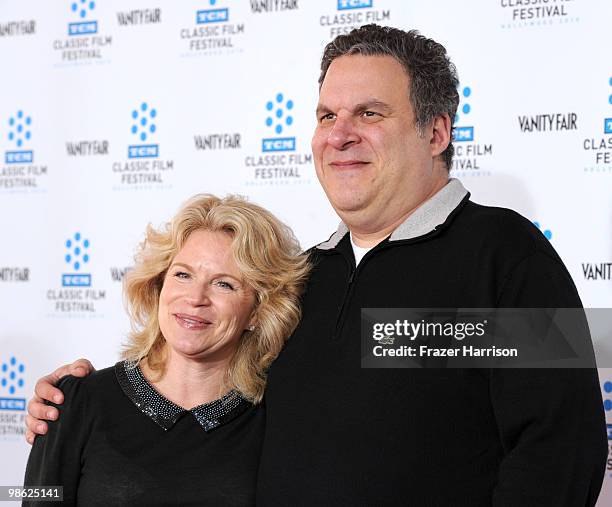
[{"xmin": 330, "ymin": 196, "xmax": 369, "ymax": 217}]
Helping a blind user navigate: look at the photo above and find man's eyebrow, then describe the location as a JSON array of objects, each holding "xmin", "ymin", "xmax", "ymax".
[
  {"xmin": 352, "ymin": 100, "xmax": 392, "ymax": 113},
  {"xmin": 315, "ymin": 100, "xmax": 393, "ymax": 117},
  {"xmin": 315, "ymin": 104, "xmax": 332, "ymax": 117}
]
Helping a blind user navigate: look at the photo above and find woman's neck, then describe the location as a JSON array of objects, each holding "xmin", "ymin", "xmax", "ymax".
[{"xmin": 140, "ymin": 350, "xmax": 231, "ymax": 409}]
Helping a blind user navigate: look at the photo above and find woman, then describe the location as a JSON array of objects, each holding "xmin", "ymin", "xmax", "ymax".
[{"xmin": 23, "ymin": 194, "xmax": 309, "ymax": 506}]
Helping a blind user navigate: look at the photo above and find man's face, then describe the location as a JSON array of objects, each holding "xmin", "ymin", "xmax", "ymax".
[{"xmin": 312, "ymin": 54, "xmax": 440, "ymax": 232}]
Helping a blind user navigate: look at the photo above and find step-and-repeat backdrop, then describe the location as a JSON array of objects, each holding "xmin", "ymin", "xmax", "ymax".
[{"xmin": 1, "ymin": 0, "xmax": 611, "ymax": 502}]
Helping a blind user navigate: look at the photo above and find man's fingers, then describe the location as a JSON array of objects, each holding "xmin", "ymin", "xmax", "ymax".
[
  {"xmin": 27, "ymin": 396, "xmax": 58, "ymax": 420},
  {"xmin": 33, "ymin": 359, "xmax": 96, "ymax": 404},
  {"xmin": 69, "ymin": 358, "xmax": 95, "ymax": 377},
  {"xmin": 34, "ymin": 374, "xmax": 65, "ymax": 404},
  {"xmin": 25, "ymin": 430, "xmax": 35, "ymax": 445},
  {"xmin": 25, "ymin": 414, "xmax": 48, "ymax": 435}
]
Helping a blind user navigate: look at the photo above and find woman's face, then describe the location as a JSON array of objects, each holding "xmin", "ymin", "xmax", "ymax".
[{"xmin": 158, "ymin": 229, "xmax": 256, "ymax": 364}]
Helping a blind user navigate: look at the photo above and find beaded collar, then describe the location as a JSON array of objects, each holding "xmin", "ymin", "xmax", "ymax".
[{"xmin": 115, "ymin": 360, "xmax": 250, "ymax": 432}]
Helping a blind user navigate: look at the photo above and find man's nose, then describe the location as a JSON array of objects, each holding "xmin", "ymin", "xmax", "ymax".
[{"xmin": 327, "ymin": 116, "xmax": 360, "ymax": 150}]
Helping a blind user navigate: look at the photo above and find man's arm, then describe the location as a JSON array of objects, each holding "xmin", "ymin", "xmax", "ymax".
[
  {"xmin": 25, "ymin": 359, "xmax": 95, "ymax": 444},
  {"xmin": 492, "ymin": 250, "xmax": 607, "ymax": 507}
]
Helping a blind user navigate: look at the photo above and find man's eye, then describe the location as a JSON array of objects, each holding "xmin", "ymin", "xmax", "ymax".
[
  {"xmin": 362, "ymin": 111, "xmax": 379, "ymax": 118},
  {"xmin": 319, "ymin": 113, "xmax": 335, "ymax": 123}
]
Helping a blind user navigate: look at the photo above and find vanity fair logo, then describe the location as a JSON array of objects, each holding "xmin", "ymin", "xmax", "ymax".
[
  {"xmin": 116, "ymin": 7, "xmax": 161, "ymax": 26},
  {"xmin": 66, "ymin": 140, "xmax": 109, "ymax": 156},
  {"xmin": 194, "ymin": 133, "xmax": 242, "ymax": 151},
  {"xmin": 250, "ymin": 0, "xmax": 299, "ymax": 13},
  {"xmin": 582, "ymin": 263, "xmax": 612, "ymax": 281},
  {"xmin": 53, "ymin": 0, "xmax": 112, "ymax": 64},
  {"xmin": 319, "ymin": 0, "xmax": 391, "ymax": 38},
  {"xmin": 0, "ymin": 356, "xmax": 26, "ymax": 439},
  {"xmin": 180, "ymin": 0, "xmax": 245, "ymax": 56},
  {"xmin": 244, "ymin": 92, "xmax": 312, "ymax": 186},
  {"xmin": 1, "ymin": 110, "xmax": 48, "ymax": 193},
  {"xmin": 450, "ymin": 85, "xmax": 493, "ymax": 177},
  {"xmin": 46, "ymin": 232, "xmax": 107, "ymax": 316},
  {"xmin": 0, "ymin": 19, "xmax": 36, "ymax": 37},
  {"xmin": 110, "ymin": 266, "xmax": 132, "ymax": 282},
  {"xmin": 0, "ymin": 267, "xmax": 30, "ymax": 282},
  {"xmin": 111, "ymin": 102, "xmax": 174, "ymax": 190}
]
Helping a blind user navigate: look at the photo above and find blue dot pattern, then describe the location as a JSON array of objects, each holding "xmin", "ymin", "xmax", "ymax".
[
  {"xmin": 265, "ymin": 93, "xmax": 294, "ymax": 135},
  {"xmin": 604, "ymin": 380, "xmax": 612, "ymax": 412},
  {"xmin": 7, "ymin": 110, "xmax": 32, "ymax": 148},
  {"xmin": 71, "ymin": 0, "xmax": 95, "ymax": 19},
  {"xmin": 0, "ymin": 357, "xmax": 25, "ymax": 396},
  {"xmin": 131, "ymin": 103, "xmax": 157, "ymax": 142},
  {"xmin": 532, "ymin": 221, "xmax": 552, "ymax": 241},
  {"xmin": 455, "ymin": 86, "xmax": 472, "ymax": 124},
  {"xmin": 64, "ymin": 232, "xmax": 91, "ymax": 271}
]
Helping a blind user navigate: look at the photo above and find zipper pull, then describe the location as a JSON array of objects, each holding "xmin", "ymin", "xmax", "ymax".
[{"xmin": 347, "ymin": 269, "xmax": 355, "ymax": 285}]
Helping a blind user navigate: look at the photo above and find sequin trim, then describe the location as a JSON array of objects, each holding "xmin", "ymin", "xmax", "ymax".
[{"xmin": 115, "ymin": 360, "xmax": 250, "ymax": 432}]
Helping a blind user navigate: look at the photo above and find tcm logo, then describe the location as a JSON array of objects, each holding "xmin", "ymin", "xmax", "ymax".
[
  {"xmin": 262, "ymin": 93, "xmax": 295, "ymax": 152},
  {"xmin": 0, "ymin": 356, "xmax": 26, "ymax": 412},
  {"xmin": 62, "ymin": 232, "xmax": 92, "ymax": 287},
  {"xmin": 68, "ymin": 0, "xmax": 98, "ymax": 36},
  {"xmin": 532, "ymin": 221, "xmax": 552, "ymax": 241},
  {"xmin": 454, "ymin": 85, "xmax": 474, "ymax": 143},
  {"xmin": 197, "ymin": 0, "xmax": 229, "ymax": 24},
  {"xmin": 128, "ymin": 102, "xmax": 159, "ymax": 159},
  {"xmin": 338, "ymin": 0, "xmax": 373, "ymax": 10},
  {"xmin": 605, "ymin": 76, "xmax": 612, "ymax": 134},
  {"xmin": 5, "ymin": 110, "xmax": 33, "ymax": 164}
]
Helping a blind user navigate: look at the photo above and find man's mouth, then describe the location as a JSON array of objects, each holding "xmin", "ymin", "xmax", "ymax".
[{"xmin": 330, "ymin": 160, "xmax": 370, "ymax": 168}]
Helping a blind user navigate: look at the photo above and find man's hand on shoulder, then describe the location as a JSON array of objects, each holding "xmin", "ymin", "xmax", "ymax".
[{"xmin": 25, "ymin": 358, "xmax": 95, "ymax": 444}]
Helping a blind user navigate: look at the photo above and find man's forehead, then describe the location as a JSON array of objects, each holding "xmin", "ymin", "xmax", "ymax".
[
  {"xmin": 317, "ymin": 54, "xmax": 410, "ymax": 110},
  {"xmin": 323, "ymin": 53, "xmax": 408, "ymax": 80}
]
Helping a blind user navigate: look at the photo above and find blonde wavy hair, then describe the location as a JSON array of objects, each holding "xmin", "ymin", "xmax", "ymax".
[{"xmin": 122, "ymin": 194, "xmax": 310, "ymax": 403}]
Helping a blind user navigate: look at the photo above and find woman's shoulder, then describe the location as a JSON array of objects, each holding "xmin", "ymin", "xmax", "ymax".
[{"xmin": 57, "ymin": 363, "xmax": 119, "ymax": 400}]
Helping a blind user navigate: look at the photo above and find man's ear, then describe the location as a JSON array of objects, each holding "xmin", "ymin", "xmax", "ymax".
[{"xmin": 430, "ymin": 113, "xmax": 452, "ymax": 158}]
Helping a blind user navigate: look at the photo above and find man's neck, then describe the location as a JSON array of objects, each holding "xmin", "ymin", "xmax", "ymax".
[{"xmin": 349, "ymin": 177, "xmax": 449, "ymax": 248}]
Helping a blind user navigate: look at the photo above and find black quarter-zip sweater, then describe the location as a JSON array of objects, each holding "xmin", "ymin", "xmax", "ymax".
[{"xmin": 256, "ymin": 179, "xmax": 607, "ymax": 507}]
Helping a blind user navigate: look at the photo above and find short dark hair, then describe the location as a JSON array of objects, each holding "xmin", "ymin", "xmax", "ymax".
[{"xmin": 319, "ymin": 24, "xmax": 460, "ymax": 170}]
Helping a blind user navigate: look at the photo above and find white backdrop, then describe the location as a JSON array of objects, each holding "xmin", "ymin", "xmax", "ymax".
[{"xmin": 0, "ymin": 0, "xmax": 611, "ymax": 503}]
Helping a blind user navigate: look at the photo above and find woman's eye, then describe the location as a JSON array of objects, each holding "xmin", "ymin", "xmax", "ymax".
[
  {"xmin": 216, "ymin": 280, "xmax": 235, "ymax": 290},
  {"xmin": 174, "ymin": 271, "xmax": 190, "ymax": 279}
]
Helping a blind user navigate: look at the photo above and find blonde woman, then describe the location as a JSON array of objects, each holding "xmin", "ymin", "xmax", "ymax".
[{"xmin": 24, "ymin": 195, "xmax": 309, "ymax": 506}]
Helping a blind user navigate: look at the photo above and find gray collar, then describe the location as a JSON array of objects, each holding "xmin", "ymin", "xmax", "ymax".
[
  {"xmin": 115, "ymin": 360, "xmax": 250, "ymax": 432},
  {"xmin": 316, "ymin": 178, "xmax": 468, "ymax": 250}
]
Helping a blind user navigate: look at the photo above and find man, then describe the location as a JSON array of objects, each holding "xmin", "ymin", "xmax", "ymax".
[{"xmin": 27, "ymin": 25, "xmax": 607, "ymax": 506}]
